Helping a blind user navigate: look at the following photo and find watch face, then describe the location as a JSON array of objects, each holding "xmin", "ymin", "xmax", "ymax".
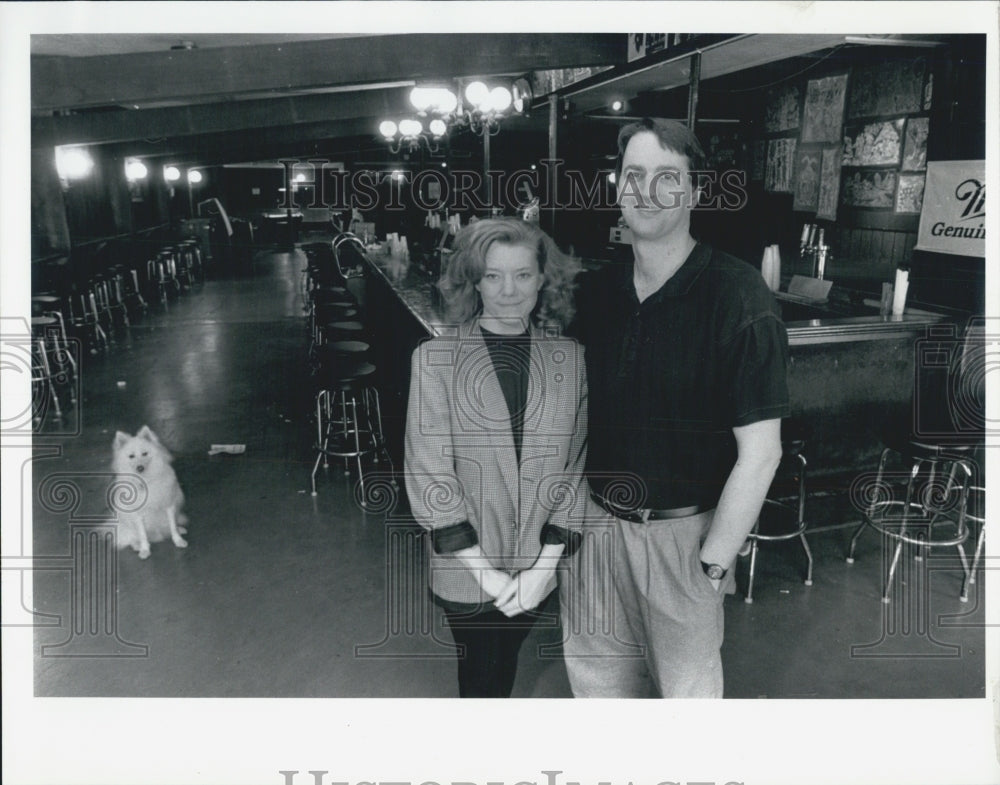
[{"xmin": 704, "ymin": 563, "xmax": 725, "ymax": 580}]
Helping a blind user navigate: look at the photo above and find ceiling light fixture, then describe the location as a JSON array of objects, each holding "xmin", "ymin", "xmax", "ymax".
[{"xmin": 379, "ymin": 78, "xmax": 525, "ymax": 153}]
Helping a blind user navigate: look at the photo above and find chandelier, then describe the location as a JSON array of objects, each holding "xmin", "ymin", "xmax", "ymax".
[{"xmin": 379, "ymin": 80, "xmax": 525, "ymax": 153}]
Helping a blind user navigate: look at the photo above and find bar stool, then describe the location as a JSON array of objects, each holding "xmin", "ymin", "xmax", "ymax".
[
  {"xmin": 69, "ymin": 288, "xmax": 109, "ymax": 354},
  {"xmin": 100, "ymin": 269, "xmax": 131, "ymax": 328},
  {"xmin": 311, "ymin": 358, "xmax": 392, "ymax": 500},
  {"xmin": 846, "ymin": 318, "xmax": 985, "ymax": 603},
  {"xmin": 31, "ymin": 316, "xmax": 73, "ymax": 421},
  {"xmin": 743, "ymin": 422, "xmax": 813, "ymax": 604},
  {"xmin": 965, "ymin": 483, "xmax": 986, "ymax": 596},
  {"xmin": 847, "ymin": 442, "xmax": 975, "ymax": 602},
  {"xmin": 30, "ymin": 306, "xmax": 77, "ymax": 386},
  {"xmin": 323, "ymin": 320, "xmax": 366, "ymax": 343},
  {"xmin": 89, "ymin": 276, "xmax": 117, "ymax": 333},
  {"xmin": 113, "ymin": 265, "xmax": 148, "ymax": 317},
  {"xmin": 175, "ymin": 241, "xmax": 198, "ymax": 287}
]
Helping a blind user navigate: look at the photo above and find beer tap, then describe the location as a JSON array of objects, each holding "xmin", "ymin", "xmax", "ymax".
[{"xmin": 800, "ymin": 222, "xmax": 831, "ymax": 280}]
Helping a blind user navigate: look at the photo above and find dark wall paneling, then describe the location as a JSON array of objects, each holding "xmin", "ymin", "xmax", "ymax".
[{"xmin": 31, "ymin": 147, "xmax": 71, "ymax": 257}]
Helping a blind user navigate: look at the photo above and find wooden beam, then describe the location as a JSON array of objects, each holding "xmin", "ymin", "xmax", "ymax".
[
  {"xmin": 97, "ymin": 118, "xmax": 382, "ymax": 167},
  {"xmin": 32, "ymin": 88, "xmax": 410, "ymax": 148},
  {"xmin": 32, "ymin": 34, "xmax": 623, "ymax": 112}
]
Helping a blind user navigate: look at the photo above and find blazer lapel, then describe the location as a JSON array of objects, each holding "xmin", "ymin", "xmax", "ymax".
[{"xmin": 518, "ymin": 329, "xmax": 563, "ymax": 524}]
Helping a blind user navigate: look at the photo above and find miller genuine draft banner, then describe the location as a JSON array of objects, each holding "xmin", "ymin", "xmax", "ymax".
[{"xmin": 915, "ymin": 160, "xmax": 985, "ymax": 258}]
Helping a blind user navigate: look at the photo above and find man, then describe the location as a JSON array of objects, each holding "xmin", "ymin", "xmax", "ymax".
[{"xmin": 561, "ymin": 118, "xmax": 789, "ymax": 697}]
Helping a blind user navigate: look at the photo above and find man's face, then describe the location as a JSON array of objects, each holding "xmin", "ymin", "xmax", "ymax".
[{"xmin": 617, "ymin": 131, "xmax": 696, "ymax": 242}]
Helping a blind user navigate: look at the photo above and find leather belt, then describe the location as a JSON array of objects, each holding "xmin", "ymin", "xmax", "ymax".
[{"xmin": 591, "ymin": 492, "xmax": 708, "ymax": 523}]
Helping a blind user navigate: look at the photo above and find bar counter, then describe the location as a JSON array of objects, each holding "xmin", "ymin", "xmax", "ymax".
[{"xmin": 362, "ymin": 249, "xmax": 958, "ymax": 503}]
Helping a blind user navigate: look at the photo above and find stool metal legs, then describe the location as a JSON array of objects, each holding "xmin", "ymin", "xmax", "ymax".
[
  {"xmin": 745, "ymin": 452, "xmax": 812, "ymax": 604},
  {"xmin": 847, "ymin": 448, "xmax": 973, "ymax": 602},
  {"xmin": 311, "ymin": 386, "xmax": 390, "ymax": 500}
]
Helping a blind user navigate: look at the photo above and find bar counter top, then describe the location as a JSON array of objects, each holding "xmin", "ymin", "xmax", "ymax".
[{"xmin": 363, "ymin": 248, "xmax": 950, "ymax": 345}]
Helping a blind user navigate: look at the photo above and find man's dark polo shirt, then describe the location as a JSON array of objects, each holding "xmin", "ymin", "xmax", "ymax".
[{"xmin": 574, "ymin": 242, "xmax": 790, "ymax": 510}]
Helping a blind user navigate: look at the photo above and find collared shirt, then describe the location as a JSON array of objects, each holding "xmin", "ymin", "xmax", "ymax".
[{"xmin": 574, "ymin": 242, "xmax": 790, "ymax": 510}]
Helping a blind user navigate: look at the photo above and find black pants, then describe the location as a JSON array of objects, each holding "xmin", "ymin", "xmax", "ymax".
[{"xmin": 443, "ymin": 607, "xmax": 539, "ymax": 698}]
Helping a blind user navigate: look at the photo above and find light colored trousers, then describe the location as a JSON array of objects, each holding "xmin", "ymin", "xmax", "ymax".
[{"xmin": 559, "ymin": 502, "xmax": 727, "ymax": 698}]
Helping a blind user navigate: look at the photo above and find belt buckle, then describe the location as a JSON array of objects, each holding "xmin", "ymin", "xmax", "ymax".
[{"xmin": 639, "ymin": 508, "xmax": 651, "ymax": 523}]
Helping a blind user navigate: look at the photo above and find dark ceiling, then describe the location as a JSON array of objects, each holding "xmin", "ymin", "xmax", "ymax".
[{"xmin": 31, "ymin": 32, "xmax": 955, "ymax": 169}]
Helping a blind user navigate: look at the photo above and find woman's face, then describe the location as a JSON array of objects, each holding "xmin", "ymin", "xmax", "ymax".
[{"xmin": 475, "ymin": 242, "xmax": 543, "ymax": 329}]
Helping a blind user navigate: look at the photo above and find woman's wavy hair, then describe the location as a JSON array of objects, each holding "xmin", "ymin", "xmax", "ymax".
[{"xmin": 437, "ymin": 218, "xmax": 581, "ymax": 330}]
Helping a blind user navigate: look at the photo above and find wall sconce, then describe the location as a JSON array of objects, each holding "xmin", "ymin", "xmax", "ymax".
[
  {"xmin": 164, "ymin": 165, "xmax": 181, "ymax": 182},
  {"xmin": 125, "ymin": 159, "xmax": 148, "ymax": 181},
  {"xmin": 55, "ymin": 146, "xmax": 94, "ymax": 181},
  {"xmin": 188, "ymin": 169, "xmax": 203, "ymax": 184}
]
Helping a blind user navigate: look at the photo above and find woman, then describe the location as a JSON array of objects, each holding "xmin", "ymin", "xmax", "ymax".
[{"xmin": 404, "ymin": 218, "xmax": 588, "ymax": 698}]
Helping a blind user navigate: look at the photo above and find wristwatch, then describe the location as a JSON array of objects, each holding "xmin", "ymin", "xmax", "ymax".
[{"xmin": 701, "ymin": 561, "xmax": 727, "ymax": 580}]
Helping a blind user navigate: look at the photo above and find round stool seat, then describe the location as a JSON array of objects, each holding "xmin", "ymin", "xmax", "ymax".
[
  {"xmin": 782, "ymin": 439, "xmax": 806, "ymax": 458},
  {"xmin": 327, "ymin": 340, "xmax": 370, "ymax": 354},
  {"xmin": 326, "ymin": 362, "xmax": 377, "ymax": 393},
  {"xmin": 315, "ymin": 302, "xmax": 357, "ymax": 322},
  {"xmin": 312, "ymin": 286, "xmax": 352, "ymax": 302},
  {"xmin": 31, "ymin": 315, "xmax": 58, "ymax": 332},
  {"xmin": 32, "ymin": 295, "xmax": 61, "ymax": 305}
]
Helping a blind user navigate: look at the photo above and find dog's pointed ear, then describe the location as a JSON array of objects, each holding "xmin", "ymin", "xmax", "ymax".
[
  {"xmin": 137, "ymin": 425, "xmax": 161, "ymax": 444},
  {"xmin": 113, "ymin": 431, "xmax": 130, "ymax": 450}
]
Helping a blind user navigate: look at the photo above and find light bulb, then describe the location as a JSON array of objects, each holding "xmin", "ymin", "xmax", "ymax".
[
  {"xmin": 164, "ymin": 165, "xmax": 181, "ymax": 182},
  {"xmin": 55, "ymin": 147, "xmax": 94, "ymax": 180},
  {"xmin": 489, "ymin": 86, "xmax": 512, "ymax": 112},
  {"xmin": 436, "ymin": 89, "xmax": 458, "ymax": 114},
  {"xmin": 379, "ymin": 120, "xmax": 398, "ymax": 138},
  {"xmin": 611, "ymin": 100, "xmax": 624, "ymax": 112},
  {"xmin": 125, "ymin": 160, "xmax": 148, "ymax": 181},
  {"xmin": 188, "ymin": 170, "xmax": 203, "ymax": 184},
  {"xmin": 465, "ymin": 81, "xmax": 489, "ymax": 108},
  {"xmin": 429, "ymin": 119, "xmax": 447, "ymax": 137},
  {"xmin": 398, "ymin": 118, "xmax": 423, "ymax": 137},
  {"xmin": 409, "ymin": 87, "xmax": 431, "ymax": 112}
]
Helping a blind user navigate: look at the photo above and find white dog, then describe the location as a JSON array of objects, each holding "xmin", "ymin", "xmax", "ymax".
[{"xmin": 111, "ymin": 425, "xmax": 188, "ymax": 559}]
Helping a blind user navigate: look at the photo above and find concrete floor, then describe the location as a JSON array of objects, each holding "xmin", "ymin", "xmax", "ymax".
[{"xmin": 29, "ymin": 244, "xmax": 985, "ymax": 699}]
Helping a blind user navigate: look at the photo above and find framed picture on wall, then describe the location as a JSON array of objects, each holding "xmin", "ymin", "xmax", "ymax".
[
  {"xmin": 901, "ymin": 117, "xmax": 930, "ymax": 171},
  {"xmin": 801, "ymin": 73, "xmax": 848, "ymax": 143},
  {"xmin": 895, "ymin": 173, "xmax": 926, "ymax": 213},
  {"xmin": 792, "ymin": 147, "xmax": 822, "ymax": 211},
  {"xmin": 841, "ymin": 169, "xmax": 897, "ymax": 209},
  {"xmin": 848, "ymin": 57, "xmax": 926, "ymax": 118},
  {"xmin": 842, "ymin": 119, "xmax": 905, "ymax": 166},
  {"xmin": 764, "ymin": 83, "xmax": 800, "ymax": 132},
  {"xmin": 765, "ymin": 137, "xmax": 796, "ymax": 193},
  {"xmin": 816, "ymin": 146, "xmax": 842, "ymax": 221}
]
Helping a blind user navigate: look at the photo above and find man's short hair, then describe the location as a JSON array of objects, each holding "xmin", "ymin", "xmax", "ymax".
[{"xmin": 615, "ymin": 117, "xmax": 707, "ymax": 178}]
